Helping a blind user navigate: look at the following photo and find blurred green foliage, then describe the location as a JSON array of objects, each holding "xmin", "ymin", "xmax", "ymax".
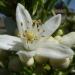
[{"xmin": 0, "ymin": 0, "xmax": 57, "ymax": 21}]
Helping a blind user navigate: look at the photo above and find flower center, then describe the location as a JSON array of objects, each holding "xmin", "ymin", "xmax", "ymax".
[
  {"xmin": 26, "ymin": 31, "xmax": 35, "ymax": 41},
  {"xmin": 23, "ymin": 31, "xmax": 37, "ymax": 42}
]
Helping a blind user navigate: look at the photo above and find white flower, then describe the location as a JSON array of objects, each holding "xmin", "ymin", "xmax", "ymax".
[{"xmin": 0, "ymin": 3, "xmax": 74, "ymax": 67}]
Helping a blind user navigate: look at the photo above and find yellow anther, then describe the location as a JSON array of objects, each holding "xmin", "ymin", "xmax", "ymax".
[{"xmin": 25, "ymin": 31, "xmax": 35, "ymax": 42}]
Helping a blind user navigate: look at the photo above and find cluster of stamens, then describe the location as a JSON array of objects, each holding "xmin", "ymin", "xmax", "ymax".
[
  {"xmin": 22, "ymin": 20, "xmax": 42, "ymax": 43},
  {"xmin": 23, "ymin": 31, "xmax": 38, "ymax": 43}
]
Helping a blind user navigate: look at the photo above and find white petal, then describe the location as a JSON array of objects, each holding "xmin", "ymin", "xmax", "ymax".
[
  {"xmin": 17, "ymin": 50, "xmax": 36, "ymax": 57},
  {"xmin": 61, "ymin": 32, "xmax": 75, "ymax": 47},
  {"xmin": 17, "ymin": 37, "xmax": 74, "ymax": 62},
  {"xmin": 16, "ymin": 3, "xmax": 32, "ymax": 34},
  {"xmin": 35, "ymin": 46, "xmax": 74, "ymax": 60},
  {"xmin": 0, "ymin": 35, "xmax": 24, "ymax": 51},
  {"xmin": 35, "ymin": 38, "xmax": 74, "ymax": 59},
  {"xmin": 40, "ymin": 14, "xmax": 61, "ymax": 36},
  {"xmin": 17, "ymin": 42, "xmax": 74, "ymax": 60}
]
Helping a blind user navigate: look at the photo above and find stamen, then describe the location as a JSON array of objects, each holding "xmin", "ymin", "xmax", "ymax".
[
  {"xmin": 23, "ymin": 31, "xmax": 38, "ymax": 43},
  {"xmin": 26, "ymin": 32, "xmax": 34, "ymax": 41}
]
